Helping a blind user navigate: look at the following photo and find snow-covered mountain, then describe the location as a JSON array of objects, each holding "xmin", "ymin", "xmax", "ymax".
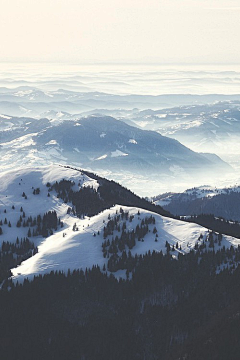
[
  {"xmin": 34, "ymin": 115, "xmax": 231, "ymax": 172},
  {"xmin": 124, "ymin": 101, "xmax": 240, "ymax": 158},
  {"xmin": 0, "ymin": 165, "xmax": 98, "ymax": 244},
  {"xmin": 0, "ymin": 165, "xmax": 239, "ymax": 283},
  {"xmin": 11, "ymin": 204, "xmax": 240, "ymax": 283},
  {"xmin": 0, "ymin": 115, "xmax": 232, "ymax": 194},
  {"xmin": 154, "ymin": 184, "xmax": 240, "ymax": 221},
  {"xmin": 1, "ymin": 86, "xmax": 240, "ymax": 118}
]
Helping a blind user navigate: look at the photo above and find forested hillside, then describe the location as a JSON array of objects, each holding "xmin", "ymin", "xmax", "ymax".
[{"xmin": 2, "ymin": 246, "xmax": 240, "ymax": 360}]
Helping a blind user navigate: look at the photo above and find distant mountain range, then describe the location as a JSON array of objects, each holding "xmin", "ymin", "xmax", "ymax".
[
  {"xmin": 0, "ymin": 86, "xmax": 240, "ymax": 118},
  {"xmin": 121, "ymin": 101, "xmax": 240, "ymax": 157},
  {"xmin": 0, "ymin": 115, "xmax": 232, "ymax": 187},
  {"xmin": 154, "ymin": 185, "xmax": 240, "ymax": 221}
]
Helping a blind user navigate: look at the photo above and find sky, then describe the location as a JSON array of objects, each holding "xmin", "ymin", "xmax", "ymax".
[{"xmin": 1, "ymin": 0, "xmax": 240, "ymax": 64}]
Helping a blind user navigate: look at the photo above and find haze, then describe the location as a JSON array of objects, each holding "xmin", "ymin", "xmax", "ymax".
[{"xmin": 1, "ymin": 0, "xmax": 240, "ymax": 64}]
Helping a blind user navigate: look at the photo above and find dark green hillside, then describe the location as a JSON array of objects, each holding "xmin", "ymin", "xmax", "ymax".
[{"xmin": 58, "ymin": 166, "xmax": 173, "ymax": 218}]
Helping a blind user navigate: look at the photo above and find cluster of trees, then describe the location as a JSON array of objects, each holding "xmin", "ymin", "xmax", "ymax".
[
  {"xmin": 48, "ymin": 179, "xmax": 74, "ymax": 194},
  {"xmin": 1, "ymin": 205, "xmax": 60, "ymax": 238},
  {"xmin": 21, "ymin": 191, "xmax": 27, "ymax": 199},
  {"xmin": 103, "ymin": 209, "xmax": 133, "ymax": 237},
  {"xmin": 2, "ymin": 237, "xmax": 37, "ymax": 255},
  {"xmin": 47, "ymin": 167, "xmax": 172, "ymax": 219},
  {"xmin": 50, "ymin": 179, "xmax": 106, "ymax": 217},
  {"xmin": 184, "ymin": 213, "xmax": 240, "ymax": 238},
  {"xmin": 32, "ymin": 187, "xmax": 40, "ymax": 195},
  {"xmin": 0, "ymin": 205, "xmax": 25, "ymax": 235},
  {"xmin": 0, "ymin": 218, "xmax": 13, "ymax": 230},
  {"xmin": 0, "ymin": 237, "xmax": 37, "ymax": 283},
  {"xmin": 101, "ymin": 212, "xmax": 157, "ymax": 272},
  {"xmin": 15, "ymin": 210, "xmax": 59, "ymax": 237},
  {"xmin": 107, "ymin": 249, "xmax": 138, "ymax": 273},
  {"xmin": 194, "ymin": 230, "xmax": 223, "ymax": 250}
]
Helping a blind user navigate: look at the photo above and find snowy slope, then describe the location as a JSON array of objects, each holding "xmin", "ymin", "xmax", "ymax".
[
  {"xmin": 0, "ymin": 115, "xmax": 232, "ymax": 178},
  {"xmin": 11, "ymin": 204, "xmax": 240, "ymax": 283},
  {"xmin": 1, "ymin": 165, "xmax": 239, "ymax": 283},
  {"xmin": 0, "ymin": 165, "xmax": 98, "ymax": 245}
]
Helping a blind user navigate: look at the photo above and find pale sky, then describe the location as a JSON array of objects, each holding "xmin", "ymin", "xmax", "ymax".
[{"xmin": 1, "ymin": 0, "xmax": 240, "ymax": 64}]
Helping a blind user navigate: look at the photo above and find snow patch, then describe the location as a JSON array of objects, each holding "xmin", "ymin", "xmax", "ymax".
[
  {"xmin": 96, "ymin": 154, "xmax": 108, "ymax": 160},
  {"xmin": 0, "ymin": 114, "xmax": 12, "ymax": 119},
  {"xmin": 56, "ymin": 112, "xmax": 65, "ymax": 117},
  {"xmin": 155, "ymin": 114, "xmax": 167, "ymax": 118},
  {"xmin": 128, "ymin": 139, "xmax": 137, "ymax": 144},
  {"xmin": 45, "ymin": 140, "xmax": 59, "ymax": 145},
  {"xmin": 111, "ymin": 150, "xmax": 128, "ymax": 157},
  {"xmin": 0, "ymin": 133, "xmax": 37, "ymax": 149}
]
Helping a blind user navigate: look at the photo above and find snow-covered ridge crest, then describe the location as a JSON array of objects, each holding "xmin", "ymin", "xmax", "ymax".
[
  {"xmin": 10, "ymin": 204, "xmax": 240, "ymax": 283},
  {"xmin": 0, "ymin": 164, "xmax": 98, "ymax": 193}
]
